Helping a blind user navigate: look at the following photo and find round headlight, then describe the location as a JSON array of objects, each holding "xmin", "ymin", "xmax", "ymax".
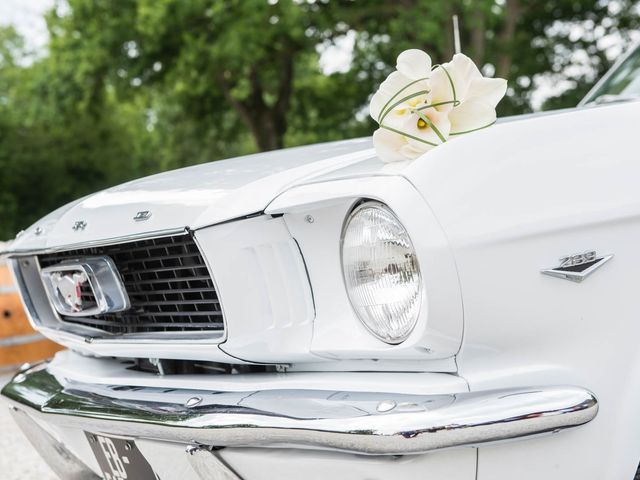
[{"xmin": 341, "ymin": 201, "xmax": 422, "ymax": 344}]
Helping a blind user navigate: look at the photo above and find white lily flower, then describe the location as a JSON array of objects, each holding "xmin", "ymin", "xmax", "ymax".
[
  {"xmin": 430, "ymin": 53, "xmax": 507, "ymax": 134},
  {"xmin": 369, "ymin": 71, "xmax": 430, "ymax": 123},
  {"xmin": 372, "ymin": 128, "xmax": 413, "ymax": 163},
  {"xmin": 396, "ymin": 49, "xmax": 432, "ymax": 80},
  {"xmin": 369, "ymin": 51, "xmax": 432, "ymax": 124},
  {"xmin": 448, "ymin": 97, "xmax": 497, "ymax": 135},
  {"xmin": 402, "ymin": 107, "xmax": 451, "ymax": 149},
  {"xmin": 372, "ymin": 106, "xmax": 451, "ymax": 163},
  {"xmin": 369, "ymin": 49, "xmax": 507, "ymax": 163},
  {"xmin": 369, "ymin": 50, "xmax": 435, "ymax": 163}
]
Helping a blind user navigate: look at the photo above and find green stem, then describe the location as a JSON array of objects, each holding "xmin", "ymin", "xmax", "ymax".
[
  {"xmin": 415, "ymin": 99, "xmax": 461, "ymax": 111},
  {"xmin": 379, "ymin": 89, "xmax": 430, "ymax": 124},
  {"xmin": 380, "ymin": 124, "xmax": 438, "ymax": 147},
  {"xmin": 438, "ymin": 64, "xmax": 457, "ymax": 105},
  {"xmin": 376, "ymin": 77, "xmax": 429, "ymax": 123},
  {"xmin": 449, "ymin": 121, "xmax": 496, "ymax": 135}
]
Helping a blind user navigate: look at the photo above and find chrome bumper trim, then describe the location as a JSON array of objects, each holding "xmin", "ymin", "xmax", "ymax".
[
  {"xmin": 1, "ymin": 365, "xmax": 598, "ymax": 455},
  {"xmin": 9, "ymin": 407, "xmax": 100, "ymax": 479},
  {"xmin": 186, "ymin": 446, "xmax": 244, "ymax": 480}
]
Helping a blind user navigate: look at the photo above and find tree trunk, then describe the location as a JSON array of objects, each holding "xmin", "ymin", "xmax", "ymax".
[
  {"xmin": 442, "ymin": 2, "xmax": 456, "ymax": 60},
  {"xmin": 251, "ymin": 112, "xmax": 283, "ymax": 152},
  {"xmin": 469, "ymin": 5, "xmax": 486, "ymax": 66},
  {"xmin": 218, "ymin": 54, "xmax": 293, "ymax": 152},
  {"xmin": 496, "ymin": 0, "xmax": 520, "ymax": 79}
]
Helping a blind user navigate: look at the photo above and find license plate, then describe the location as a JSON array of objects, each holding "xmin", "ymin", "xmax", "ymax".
[{"xmin": 86, "ymin": 432, "xmax": 158, "ymax": 480}]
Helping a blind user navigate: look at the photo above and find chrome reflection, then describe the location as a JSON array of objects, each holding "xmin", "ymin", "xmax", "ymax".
[
  {"xmin": 186, "ymin": 445, "xmax": 243, "ymax": 480},
  {"xmin": 9, "ymin": 407, "xmax": 100, "ymax": 479},
  {"xmin": 2, "ymin": 367, "xmax": 598, "ymax": 456}
]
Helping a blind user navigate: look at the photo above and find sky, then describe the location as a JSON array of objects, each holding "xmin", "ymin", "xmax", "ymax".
[{"xmin": 0, "ymin": 0, "xmax": 53, "ymax": 54}]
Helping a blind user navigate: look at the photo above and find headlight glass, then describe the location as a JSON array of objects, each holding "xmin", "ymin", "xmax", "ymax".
[{"xmin": 341, "ymin": 201, "xmax": 422, "ymax": 344}]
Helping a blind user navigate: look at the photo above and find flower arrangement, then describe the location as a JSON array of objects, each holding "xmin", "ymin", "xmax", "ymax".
[{"xmin": 370, "ymin": 49, "xmax": 507, "ymax": 162}]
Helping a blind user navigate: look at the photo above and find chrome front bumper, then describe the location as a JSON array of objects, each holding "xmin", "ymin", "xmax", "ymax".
[{"xmin": 2, "ymin": 364, "xmax": 598, "ymax": 459}]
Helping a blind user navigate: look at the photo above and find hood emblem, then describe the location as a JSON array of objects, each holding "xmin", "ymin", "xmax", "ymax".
[
  {"xmin": 133, "ymin": 210, "xmax": 152, "ymax": 222},
  {"xmin": 542, "ymin": 251, "xmax": 613, "ymax": 283},
  {"xmin": 72, "ymin": 220, "xmax": 87, "ymax": 231}
]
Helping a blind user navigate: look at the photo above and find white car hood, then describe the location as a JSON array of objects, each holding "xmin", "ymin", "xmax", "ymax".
[
  {"xmin": 9, "ymin": 138, "xmax": 385, "ymax": 252},
  {"xmin": 8, "ymin": 104, "xmax": 607, "ymax": 254}
]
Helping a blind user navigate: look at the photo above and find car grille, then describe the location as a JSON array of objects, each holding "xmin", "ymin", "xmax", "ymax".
[{"xmin": 37, "ymin": 234, "xmax": 224, "ymax": 336}]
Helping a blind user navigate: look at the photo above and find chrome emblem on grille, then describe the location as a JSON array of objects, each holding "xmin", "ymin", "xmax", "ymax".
[
  {"xmin": 541, "ymin": 251, "xmax": 613, "ymax": 283},
  {"xmin": 46, "ymin": 270, "xmax": 88, "ymax": 313},
  {"xmin": 133, "ymin": 210, "xmax": 152, "ymax": 222},
  {"xmin": 41, "ymin": 257, "xmax": 130, "ymax": 316}
]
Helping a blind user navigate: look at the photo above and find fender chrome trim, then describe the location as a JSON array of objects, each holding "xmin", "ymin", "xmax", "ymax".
[{"xmin": 1, "ymin": 365, "xmax": 598, "ymax": 456}]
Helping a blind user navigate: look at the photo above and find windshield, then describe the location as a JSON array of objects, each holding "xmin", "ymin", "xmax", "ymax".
[{"xmin": 583, "ymin": 46, "xmax": 640, "ymax": 104}]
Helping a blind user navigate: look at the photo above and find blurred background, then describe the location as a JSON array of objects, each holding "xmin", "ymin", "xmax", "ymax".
[{"xmin": 1, "ymin": 0, "xmax": 639, "ymax": 239}]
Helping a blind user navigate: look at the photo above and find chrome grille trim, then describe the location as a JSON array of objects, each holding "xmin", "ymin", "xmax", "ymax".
[
  {"xmin": 37, "ymin": 234, "xmax": 225, "ymax": 336},
  {"xmin": 2, "ymin": 227, "xmax": 187, "ymax": 256}
]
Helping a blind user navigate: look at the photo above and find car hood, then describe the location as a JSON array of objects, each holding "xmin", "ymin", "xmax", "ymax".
[
  {"xmin": 7, "ymin": 105, "xmax": 604, "ymax": 254},
  {"xmin": 8, "ymin": 138, "xmax": 390, "ymax": 252},
  {"xmin": 402, "ymin": 101, "xmax": 639, "ymax": 247}
]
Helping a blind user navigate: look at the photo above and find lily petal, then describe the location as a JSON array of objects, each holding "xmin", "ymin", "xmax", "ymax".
[
  {"xmin": 429, "ymin": 66, "xmax": 457, "ymax": 112},
  {"xmin": 430, "ymin": 53, "xmax": 486, "ymax": 107},
  {"xmin": 449, "ymin": 97, "xmax": 496, "ymax": 135},
  {"xmin": 382, "ymin": 105, "xmax": 415, "ymax": 129},
  {"xmin": 447, "ymin": 54, "xmax": 483, "ymax": 99},
  {"xmin": 369, "ymin": 71, "xmax": 429, "ymax": 121},
  {"xmin": 372, "ymin": 128, "xmax": 410, "ymax": 163},
  {"xmin": 466, "ymin": 77, "xmax": 508, "ymax": 108},
  {"xmin": 399, "ymin": 142, "xmax": 429, "ymax": 159},
  {"xmin": 396, "ymin": 49, "xmax": 432, "ymax": 80}
]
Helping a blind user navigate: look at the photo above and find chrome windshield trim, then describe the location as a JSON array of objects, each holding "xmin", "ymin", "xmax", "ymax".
[
  {"xmin": 579, "ymin": 41, "xmax": 640, "ymax": 107},
  {"xmin": 2, "ymin": 365, "xmax": 598, "ymax": 456},
  {"xmin": 3, "ymin": 227, "xmax": 189, "ymax": 257}
]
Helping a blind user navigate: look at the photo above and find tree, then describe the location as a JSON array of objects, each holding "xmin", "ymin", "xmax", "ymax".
[
  {"xmin": 40, "ymin": 0, "xmax": 640, "ymax": 150},
  {"xmin": 0, "ymin": 21, "xmax": 157, "ymax": 238},
  {"xmin": 44, "ymin": 0, "xmax": 357, "ymax": 152},
  {"xmin": 1, "ymin": 0, "xmax": 639, "ymax": 238},
  {"xmin": 338, "ymin": 0, "xmax": 640, "ymax": 115}
]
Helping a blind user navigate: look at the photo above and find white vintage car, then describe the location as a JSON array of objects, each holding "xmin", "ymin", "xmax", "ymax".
[{"xmin": 2, "ymin": 44, "xmax": 640, "ymax": 480}]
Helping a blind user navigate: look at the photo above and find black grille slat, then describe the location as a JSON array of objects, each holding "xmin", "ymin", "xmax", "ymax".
[
  {"xmin": 134, "ymin": 299, "xmax": 219, "ymax": 306},
  {"xmin": 122, "ymin": 276, "xmax": 213, "ymax": 286},
  {"xmin": 117, "ymin": 253, "xmax": 202, "ymax": 265},
  {"xmin": 129, "ymin": 289, "xmax": 216, "ymax": 296},
  {"xmin": 38, "ymin": 234, "xmax": 224, "ymax": 336},
  {"xmin": 135, "ymin": 311, "xmax": 223, "ymax": 317},
  {"xmin": 126, "ymin": 265, "xmax": 210, "ymax": 275}
]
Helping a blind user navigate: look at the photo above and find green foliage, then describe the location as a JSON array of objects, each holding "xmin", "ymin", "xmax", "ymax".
[{"xmin": 0, "ymin": 0, "xmax": 638, "ymax": 238}]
